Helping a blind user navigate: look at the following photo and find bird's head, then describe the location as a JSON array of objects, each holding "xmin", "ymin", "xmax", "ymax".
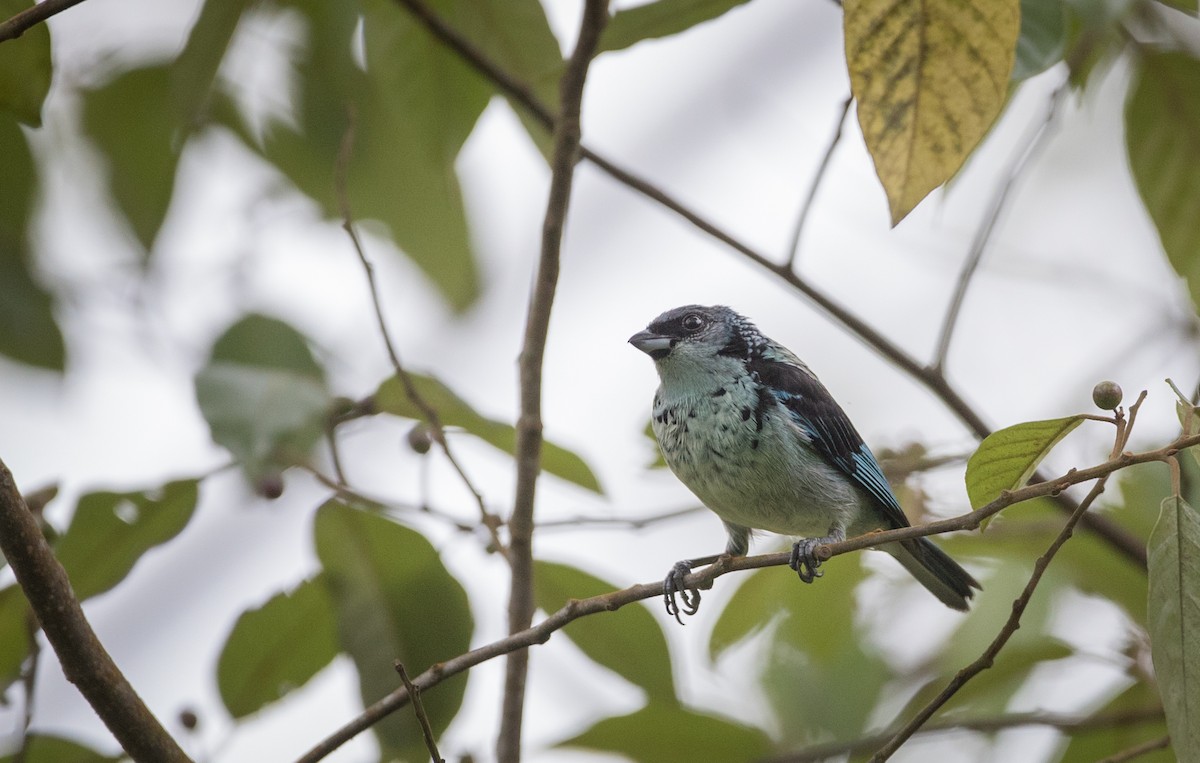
[{"xmin": 629, "ymin": 305, "xmax": 764, "ymax": 374}]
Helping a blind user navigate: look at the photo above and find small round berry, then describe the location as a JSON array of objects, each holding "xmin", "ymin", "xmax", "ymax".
[
  {"xmin": 1092, "ymin": 381, "xmax": 1123, "ymax": 411},
  {"xmin": 256, "ymin": 473, "xmax": 285, "ymax": 499},
  {"xmin": 406, "ymin": 423, "xmax": 433, "ymax": 454},
  {"xmin": 179, "ymin": 708, "xmax": 199, "ymax": 731}
]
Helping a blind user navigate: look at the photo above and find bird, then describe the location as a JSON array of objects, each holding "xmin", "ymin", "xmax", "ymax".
[{"xmin": 628, "ymin": 305, "xmax": 980, "ymax": 621}]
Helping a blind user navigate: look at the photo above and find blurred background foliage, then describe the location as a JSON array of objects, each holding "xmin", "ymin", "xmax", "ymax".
[{"xmin": 1, "ymin": 0, "xmax": 1199, "ymax": 761}]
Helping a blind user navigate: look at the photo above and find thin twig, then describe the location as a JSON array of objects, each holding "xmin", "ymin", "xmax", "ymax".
[
  {"xmin": 0, "ymin": 0, "xmax": 87, "ymax": 43},
  {"xmin": 932, "ymin": 80, "xmax": 1069, "ymax": 372},
  {"xmin": 498, "ymin": 3, "xmax": 608, "ymax": 761},
  {"xmin": 869, "ymin": 393, "xmax": 1148, "ymax": 761},
  {"xmin": 300, "ymin": 465, "xmax": 475, "ymax": 533},
  {"xmin": 0, "ymin": 458, "xmax": 192, "ymax": 762},
  {"xmin": 388, "ymin": 0, "xmax": 1149, "ymax": 571},
  {"xmin": 394, "ymin": 662, "xmax": 444, "ymax": 763},
  {"xmin": 784, "ymin": 93, "xmax": 852, "ymax": 269},
  {"xmin": 330, "ymin": 104, "xmax": 508, "ymax": 559},
  {"xmin": 1095, "ymin": 735, "xmax": 1171, "ymax": 763},
  {"xmin": 295, "ymin": 427, "xmax": 1198, "ymax": 763},
  {"xmin": 762, "ymin": 706, "xmax": 1164, "ymax": 763}
]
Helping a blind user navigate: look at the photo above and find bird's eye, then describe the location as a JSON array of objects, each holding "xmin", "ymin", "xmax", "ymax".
[{"xmin": 681, "ymin": 313, "xmax": 705, "ymax": 332}]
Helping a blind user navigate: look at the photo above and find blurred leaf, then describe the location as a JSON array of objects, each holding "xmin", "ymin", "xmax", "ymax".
[
  {"xmin": 83, "ymin": 66, "xmax": 179, "ymax": 253},
  {"xmin": 1157, "ymin": 0, "xmax": 1198, "ymax": 13},
  {"xmin": 222, "ymin": 0, "xmax": 483, "ymax": 312},
  {"xmin": 965, "ymin": 415, "xmax": 1085, "ymax": 513},
  {"xmin": 1013, "ymin": 0, "xmax": 1067, "ymax": 81},
  {"xmin": 218, "ymin": 575, "xmax": 339, "ymax": 718},
  {"xmin": 1056, "ymin": 682, "xmax": 1169, "ymax": 762},
  {"xmin": 195, "ymin": 314, "xmax": 330, "ymax": 481},
  {"xmin": 0, "ymin": 736, "xmax": 120, "ymax": 763},
  {"xmin": 314, "ymin": 499, "xmax": 472, "ymax": 762},
  {"xmin": 171, "ymin": 0, "xmax": 255, "ymax": 130},
  {"xmin": 1142, "ymin": 60, "xmax": 1200, "ymax": 248},
  {"xmin": 1061, "ymin": 0, "xmax": 1134, "ymax": 89},
  {"xmin": 1127, "ymin": 51, "xmax": 1200, "ymax": 312},
  {"xmin": 0, "ymin": 0, "xmax": 51, "ymax": 126},
  {"xmin": 598, "ymin": 0, "xmax": 753, "ymax": 54},
  {"xmin": 844, "ymin": 0, "xmax": 1019, "ymax": 224},
  {"xmin": 712, "ymin": 556, "xmax": 888, "ymax": 743},
  {"xmin": 558, "ymin": 704, "xmax": 772, "ymax": 762},
  {"xmin": 428, "ymin": 0, "xmax": 564, "ymax": 156},
  {"xmin": 54, "ymin": 480, "xmax": 199, "ymax": 601},
  {"xmin": 533, "ymin": 561, "xmax": 676, "ymax": 703},
  {"xmin": 375, "ymin": 372, "xmax": 602, "ymax": 493},
  {"xmin": 0, "ymin": 586, "xmax": 31, "ymax": 698},
  {"xmin": 0, "ymin": 116, "xmax": 64, "ymax": 370},
  {"xmin": 1147, "ymin": 495, "xmax": 1200, "ymax": 760}
]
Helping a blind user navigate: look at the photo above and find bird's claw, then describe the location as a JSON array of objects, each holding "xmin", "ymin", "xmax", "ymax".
[
  {"xmin": 664, "ymin": 560, "xmax": 701, "ymax": 624},
  {"xmin": 789, "ymin": 538, "xmax": 824, "ymax": 584}
]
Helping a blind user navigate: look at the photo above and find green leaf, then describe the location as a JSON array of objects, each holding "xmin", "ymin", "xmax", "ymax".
[
  {"xmin": 0, "ymin": 585, "xmax": 31, "ymax": 698},
  {"xmin": 0, "ymin": 736, "xmax": 121, "ymax": 763},
  {"xmin": 1167, "ymin": 378, "xmax": 1200, "ymax": 467},
  {"xmin": 82, "ymin": 66, "xmax": 179, "ymax": 253},
  {"xmin": 1156, "ymin": 0, "xmax": 1198, "ymax": 13},
  {"xmin": 965, "ymin": 415, "xmax": 1085, "ymax": 511},
  {"xmin": 558, "ymin": 704, "xmax": 772, "ymax": 763},
  {"xmin": 194, "ymin": 314, "xmax": 330, "ymax": 481},
  {"xmin": 171, "ymin": 0, "xmax": 255, "ymax": 130},
  {"xmin": 844, "ymin": 0, "xmax": 1020, "ymax": 224},
  {"xmin": 0, "ymin": 0, "xmax": 52, "ymax": 126},
  {"xmin": 1147, "ymin": 495, "xmax": 1200, "ymax": 760},
  {"xmin": 1013, "ymin": 0, "xmax": 1067, "ymax": 81},
  {"xmin": 533, "ymin": 561, "xmax": 676, "ymax": 703},
  {"xmin": 375, "ymin": 373, "xmax": 602, "ymax": 493},
  {"xmin": 54, "ymin": 480, "xmax": 199, "ymax": 601},
  {"xmin": 598, "ymin": 0, "xmax": 753, "ymax": 54},
  {"xmin": 711, "ymin": 556, "xmax": 888, "ymax": 743},
  {"xmin": 314, "ymin": 499, "xmax": 473, "ymax": 762},
  {"xmin": 0, "ymin": 116, "xmax": 64, "ymax": 370},
  {"xmin": 218, "ymin": 575, "xmax": 339, "ymax": 718},
  {"xmin": 1126, "ymin": 51, "xmax": 1200, "ymax": 312},
  {"xmin": 225, "ymin": 0, "xmax": 483, "ymax": 312}
]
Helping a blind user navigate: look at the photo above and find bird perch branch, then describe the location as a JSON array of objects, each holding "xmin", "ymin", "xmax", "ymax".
[{"xmin": 0, "ymin": 457, "xmax": 191, "ymax": 762}]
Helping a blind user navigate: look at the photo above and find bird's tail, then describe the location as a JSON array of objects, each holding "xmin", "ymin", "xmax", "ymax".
[{"xmin": 884, "ymin": 537, "xmax": 981, "ymax": 611}]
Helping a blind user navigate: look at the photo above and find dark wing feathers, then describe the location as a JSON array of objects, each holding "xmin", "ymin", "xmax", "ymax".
[{"xmin": 752, "ymin": 357, "xmax": 911, "ymax": 531}]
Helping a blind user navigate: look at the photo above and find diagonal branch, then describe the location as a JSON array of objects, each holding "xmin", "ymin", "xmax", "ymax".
[
  {"xmin": 389, "ymin": 0, "xmax": 1149, "ymax": 571},
  {"xmin": 498, "ymin": 2, "xmax": 608, "ymax": 762},
  {"xmin": 0, "ymin": 457, "xmax": 192, "ymax": 762},
  {"xmin": 295, "ymin": 428, "xmax": 1199, "ymax": 763},
  {"xmin": 0, "ymin": 0, "xmax": 87, "ymax": 43},
  {"xmin": 763, "ymin": 706, "xmax": 1165, "ymax": 763},
  {"xmin": 868, "ymin": 393, "xmax": 1148, "ymax": 761}
]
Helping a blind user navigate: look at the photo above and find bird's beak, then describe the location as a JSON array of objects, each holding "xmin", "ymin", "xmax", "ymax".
[{"xmin": 629, "ymin": 329, "xmax": 673, "ymax": 360}]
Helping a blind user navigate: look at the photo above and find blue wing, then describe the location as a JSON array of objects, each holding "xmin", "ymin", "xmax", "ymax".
[{"xmin": 750, "ymin": 354, "xmax": 911, "ymax": 531}]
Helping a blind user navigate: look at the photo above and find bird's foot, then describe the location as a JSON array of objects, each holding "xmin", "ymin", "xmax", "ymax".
[
  {"xmin": 789, "ymin": 530, "xmax": 845, "ymax": 584},
  {"xmin": 664, "ymin": 560, "xmax": 701, "ymax": 624}
]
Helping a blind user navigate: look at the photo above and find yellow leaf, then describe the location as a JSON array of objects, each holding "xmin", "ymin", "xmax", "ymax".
[{"xmin": 844, "ymin": 0, "xmax": 1020, "ymax": 224}]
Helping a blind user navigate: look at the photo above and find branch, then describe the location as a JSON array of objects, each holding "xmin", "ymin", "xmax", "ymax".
[
  {"xmin": 498, "ymin": 3, "xmax": 607, "ymax": 761},
  {"xmin": 0, "ymin": 0, "xmax": 86, "ymax": 43},
  {"xmin": 784, "ymin": 93, "xmax": 852, "ymax": 269},
  {"xmin": 932, "ymin": 80, "xmax": 1068, "ymax": 372},
  {"xmin": 394, "ymin": 662, "xmax": 444, "ymax": 763},
  {"xmin": 295, "ymin": 429, "xmax": 1197, "ymax": 763},
  {"xmin": 389, "ymin": 0, "xmax": 1149, "ymax": 571},
  {"xmin": 1096, "ymin": 735, "xmax": 1171, "ymax": 763},
  {"xmin": 331, "ymin": 104, "xmax": 507, "ymax": 558},
  {"xmin": 0, "ymin": 457, "xmax": 192, "ymax": 762},
  {"xmin": 763, "ymin": 706, "xmax": 1164, "ymax": 763},
  {"xmin": 869, "ymin": 394, "xmax": 1148, "ymax": 761}
]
